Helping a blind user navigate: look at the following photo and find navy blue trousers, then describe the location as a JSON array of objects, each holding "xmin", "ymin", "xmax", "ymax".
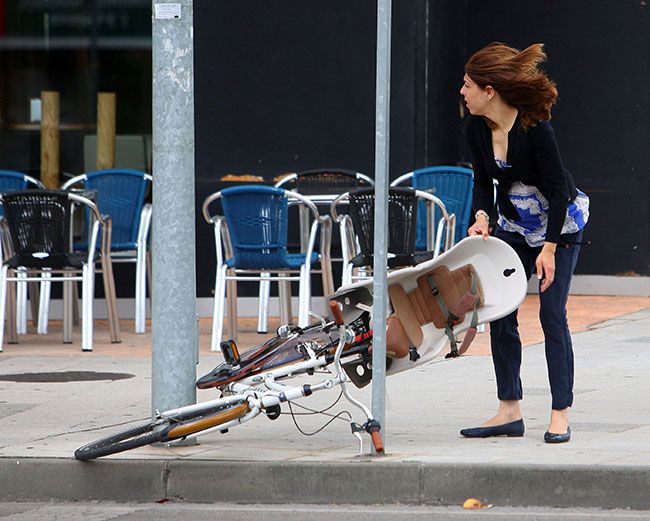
[{"xmin": 490, "ymin": 228, "xmax": 583, "ymax": 410}]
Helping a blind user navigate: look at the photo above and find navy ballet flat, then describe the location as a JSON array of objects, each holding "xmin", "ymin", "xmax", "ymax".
[
  {"xmin": 460, "ymin": 419, "xmax": 525, "ymax": 438},
  {"xmin": 544, "ymin": 426, "xmax": 571, "ymax": 444}
]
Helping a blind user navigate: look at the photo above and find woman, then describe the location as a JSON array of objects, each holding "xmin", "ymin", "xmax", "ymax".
[{"xmin": 459, "ymin": 42, "xmax": 589, "ymax": 443}]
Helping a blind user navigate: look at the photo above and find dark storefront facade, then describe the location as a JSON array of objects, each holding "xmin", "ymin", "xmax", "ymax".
[{"xmin": 1, "ymin": 1, "xmax": 648, "ymax": 301}]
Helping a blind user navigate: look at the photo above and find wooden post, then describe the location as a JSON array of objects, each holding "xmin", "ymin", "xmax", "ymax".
[
  {"xmin": 40, "ymin": 91, "xmax": 60, "ymax": 188},
  {"xmin": 96, "ymin": 92, "xmax": 116, "ymax": 170}
]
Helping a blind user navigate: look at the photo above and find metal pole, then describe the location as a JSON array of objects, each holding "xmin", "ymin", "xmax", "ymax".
[
  {"xmin": 372, "ymin": 0, "xmax": 392, "ymax": 451},
  {"xmin": 151, "ymin": 0, "xmax": 197, "ymax": 416}
]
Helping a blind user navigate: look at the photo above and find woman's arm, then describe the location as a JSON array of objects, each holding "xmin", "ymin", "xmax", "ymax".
[
  {"xmin": 465, "ymin": 118, "xmax": 495, "ymax": 217},
  {"xmin": 530, "ymin": 122, "xmax": 571, "ymax": 244}
]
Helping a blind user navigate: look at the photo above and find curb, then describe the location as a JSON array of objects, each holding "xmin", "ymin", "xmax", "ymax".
[{"xmin": 2, "ymin": 457, "xmax": 650, "ymax": 509}]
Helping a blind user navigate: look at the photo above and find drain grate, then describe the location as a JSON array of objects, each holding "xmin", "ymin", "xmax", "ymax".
[{"xmin": 0, "ymin": 371, "xmax": 135, "ymax": 383}]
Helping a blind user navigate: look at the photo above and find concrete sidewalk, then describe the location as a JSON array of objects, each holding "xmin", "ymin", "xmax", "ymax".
[{"xmin": 0, "ymin": 296, "xmax": 649, "ymax": 509}]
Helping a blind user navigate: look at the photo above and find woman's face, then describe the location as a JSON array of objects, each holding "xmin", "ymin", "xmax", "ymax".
[{"xmin": 460, "ymin": 74, "xmax": 489, "ymax": 116}]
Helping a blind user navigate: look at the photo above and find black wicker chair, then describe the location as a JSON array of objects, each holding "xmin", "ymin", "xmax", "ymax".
[
  {"xmin": 330, "ymin": 187, "xmax": 455, "ymax": 287},
  {"xmin": 0, "ymin": 190, "xmax": 119, "ymax": 351}
]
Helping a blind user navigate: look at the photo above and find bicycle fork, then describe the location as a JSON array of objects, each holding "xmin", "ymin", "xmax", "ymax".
[{"xmin": 329, "ymin": 301, "xmax": 384, "ymax": 455}]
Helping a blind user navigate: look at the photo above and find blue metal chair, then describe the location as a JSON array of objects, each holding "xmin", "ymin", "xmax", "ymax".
[
  {"xmin": 259, "ymin": 168, "xmax": 372, "ymax": 332},
  {"xmin": 202, "ymin": 185, "xmax": 330, "ymax": 350},
  {"xmin": 62, "ymin": 169, "xmax": 152, "ymax": 333},
  {"xmin": 0, "ymin": 170, "xmax": 45, "ymax": 335},
  {"xmin": 0, "ymin": 171, "xmax": 45, "ymax": 209},
  {"xmin": 391, "ymin": 165, "xmax": 473, "ymax": 252}
]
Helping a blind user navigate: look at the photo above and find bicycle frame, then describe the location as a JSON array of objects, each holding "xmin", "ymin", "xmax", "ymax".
[{"xmin": 158, "ymin": 317, "xmax": 382, "ymax": 454}]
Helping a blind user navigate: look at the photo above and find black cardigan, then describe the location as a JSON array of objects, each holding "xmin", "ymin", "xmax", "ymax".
[{"xmin": 464, "ymin": 115, "xmax": 578, "ymax": 244}]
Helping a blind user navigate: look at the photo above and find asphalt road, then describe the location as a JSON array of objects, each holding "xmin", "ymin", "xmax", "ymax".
[{"xmin": 2, "ymin": 501, "xmax": 650, "ymax": 521}]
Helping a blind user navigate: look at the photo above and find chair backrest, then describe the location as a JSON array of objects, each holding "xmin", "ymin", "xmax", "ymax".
[
  {"xmin": 276, "ymin": 168, "xmax": 374, "ymax": 196},
  {"xmin": 1, "ymin": 190, "xmax": 73, "ymax": 266},
  {"xmin": 0, "ymin": 170, "xmax": 45, "ymax": 216},
  {"xmin": 347, "ymin": 187, "xmax": 418, "ymax": 260},
  {"xmin": 409, "ymin": 166, "xmax": 474, "ymax": 249},
  {"xmin": 220, "ymin": 185, "xmax": 291, "ymax": 270},
  {"xmin": 83, "ymin": 169, "xmax": 150, "ymax": 250},
  {"xmin": 0, "ymin": 170, "xmax": 31, "ymax": 192}
]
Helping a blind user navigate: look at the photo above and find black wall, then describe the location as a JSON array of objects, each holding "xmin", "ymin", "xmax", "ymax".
[
  {"xmin": 194, "ymin": 1, "xmax": 650, "ymax": 294},
  {"xmin": 194, "ymin": 1, "xmax": 428, "ymax": 296},
  {"xmin": 460, "ymin": 0, "xmax": 650, "ymax": 276}
]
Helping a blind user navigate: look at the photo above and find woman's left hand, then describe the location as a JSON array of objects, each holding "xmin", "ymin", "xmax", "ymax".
[{"xmin": 535, "ymin": 243, "xmax": 557, "ymax": 292}]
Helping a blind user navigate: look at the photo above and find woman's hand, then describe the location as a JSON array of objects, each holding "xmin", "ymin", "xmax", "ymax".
[
  {"xmin": 536, "ymin": 242, "xmax": 557, "ymax": 292},
  {"xmin": 468, "ymin": 212, "xmax": 489, "ymax": 240}
]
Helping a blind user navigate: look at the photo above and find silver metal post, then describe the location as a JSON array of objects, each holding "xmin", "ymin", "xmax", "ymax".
[
  {"xmin": 151, "ymin": 0, "xmax": 197, "ymax": 415},
  {"xmin": 371, "ymin": 0, "xmax": 392, "ymax": 452}
]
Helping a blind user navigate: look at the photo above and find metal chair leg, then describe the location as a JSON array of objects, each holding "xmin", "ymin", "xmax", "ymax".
[
  {"xmin": 62, "ymin": 275, "xmax": 73, "ymax": 344},
  {"xmin": 100, "ymin": 256, "xmax": 121, "ymax": 343},
  {"xmin": 5, "ymin": 279, "xmax": 17, "ymax": 345},
  {"xmin": 211, "ymin": 265, "xmax": 227, "ymax": 351},
  {"xmin": 28, "ymin": 281, "xmax": 39, "ymax": 328},
  {"xmin": 0, "ymin": 266, "xmax": 8, "ymax": 351},
  {"xmin": 226, "ymin": 270, "xmax": 238, "ymax": 341},
  {"xmin": 37, "ymin": 270, "xmax": 51, "ymax": 334},
  {"xmin": 16, "ymin": 268, "xmax": 27, "ymax": 334},
  {"xmin": 257, "ymin": 272, "xmax": 270, "ymax": 334},
  {"xmin": 298, "ymin": 265, "xmax": 311, "ymax": 328},
  {"xmin": 135, "ymin": 245, "xmax": 147, "ymax": 334},
  {"xmin": 278, "ymin": 276, "xmax": 292, "ymax": 326},
  {"xmin": 81, "ymin": 264, "xmax": 95, "ymax": 351}
]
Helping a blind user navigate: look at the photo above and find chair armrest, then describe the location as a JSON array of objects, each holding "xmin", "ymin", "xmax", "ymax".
[
  {"xmin": 390, "ymin": 172, "xmax": 414, "ymax": 187},
  {"xmin": 61, "ymin": 174, "xmax": 87, "ymax": 190},
  {"xmin": 202, "ymin": 191, "xmax": 222, "ymax": 223},
  {"xmin": 211, "ymin": 215, "xmax": 233, "ymax": 267},
  {"xmin": 329, "ymin": 192, "xmax": 351, "ymax": 223}
]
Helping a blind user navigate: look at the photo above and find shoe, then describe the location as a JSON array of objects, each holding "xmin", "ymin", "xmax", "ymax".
[
  {"xmin": 460, "ymin": 419, "xmax": 525, "ymax": 438},
  {"xmin": 544, "ymin": 426, "xmax": 571, "ymax": 444}
]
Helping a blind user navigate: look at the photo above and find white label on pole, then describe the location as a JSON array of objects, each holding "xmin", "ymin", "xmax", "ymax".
[{"xmin": 154, "ymin": 4, "xmax": 181, "ymax": 19}]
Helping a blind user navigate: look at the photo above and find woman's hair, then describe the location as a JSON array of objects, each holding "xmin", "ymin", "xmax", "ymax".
[{"xmin": 465, "ymin": 42, "xmax": 558, "ymax": 130}]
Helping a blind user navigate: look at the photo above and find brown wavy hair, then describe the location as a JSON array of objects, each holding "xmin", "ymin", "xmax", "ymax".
[{"xmin": 465, "ymin": 42, "xmax": 558, "ymax": 130}]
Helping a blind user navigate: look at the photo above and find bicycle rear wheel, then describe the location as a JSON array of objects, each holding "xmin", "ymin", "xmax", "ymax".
[
  {"xmin": 74, "ymin": 401, "xmax": 251, "ymax": 461},
  {"xmin": 74, "ymin": 421, "xmax": 162, "ymax": 460}
]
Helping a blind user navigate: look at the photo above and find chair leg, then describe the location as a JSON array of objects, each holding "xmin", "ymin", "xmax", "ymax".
[
  {"xmin": 135, "ymin": 246, "xmax": 147, "ymax": 334},
  {"xmin": 101, "ymin": 256, "xmax": 121, "ymax": 343},
  {"xmin": 257, "ymin": 272, "xmax": 270, "ymax": 334},
  {"xmin": 81, "ymin": 265, "xmax": 94, "ymax": 351},
  {"xmin": 5, "ymin": 275, "xmax": 18, "ymax": 344},
  {"xmin": 28, "ymin": 281, "xmax": 40, "ymax": 328},
  {"xmin": 16, "ymin": 268, "xmax": 27, "ymax": 335},
  {"xmin": 226, "ymin": 269, "xmax": 238, "ymax": 341},
  {"xmin": 298, "ymin": 265, "xmax": 311, "ymax": 328},
  {"xmin": 210, "ymin": 265, "xmax": 227, "ymax": 351},
  {"xmin": 278, "ymin": 276, "xmax": 292, "ymax": 326},
  {"xmin": 62, "ymin": 275, "xmax": 73, "ymax": 344},
  {"xmin": 37, "ymin": 270, "xmax": 51, "ymax": 335},
  {"xmin": 71, "ymin": 280, "xmax": 80, "ymax": 326},
  {"xmin": 146, "ymin": 250, "xmax": 153, "ymax": 302},
  {"xmin": 0, "ymin": 266, "xmax": 9, "ymax": 351}
]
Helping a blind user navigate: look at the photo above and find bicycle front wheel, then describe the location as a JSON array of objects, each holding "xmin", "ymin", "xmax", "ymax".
[{"xmin": 74, "ymin": 401, "xmax": 251, "ymax": 461}]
